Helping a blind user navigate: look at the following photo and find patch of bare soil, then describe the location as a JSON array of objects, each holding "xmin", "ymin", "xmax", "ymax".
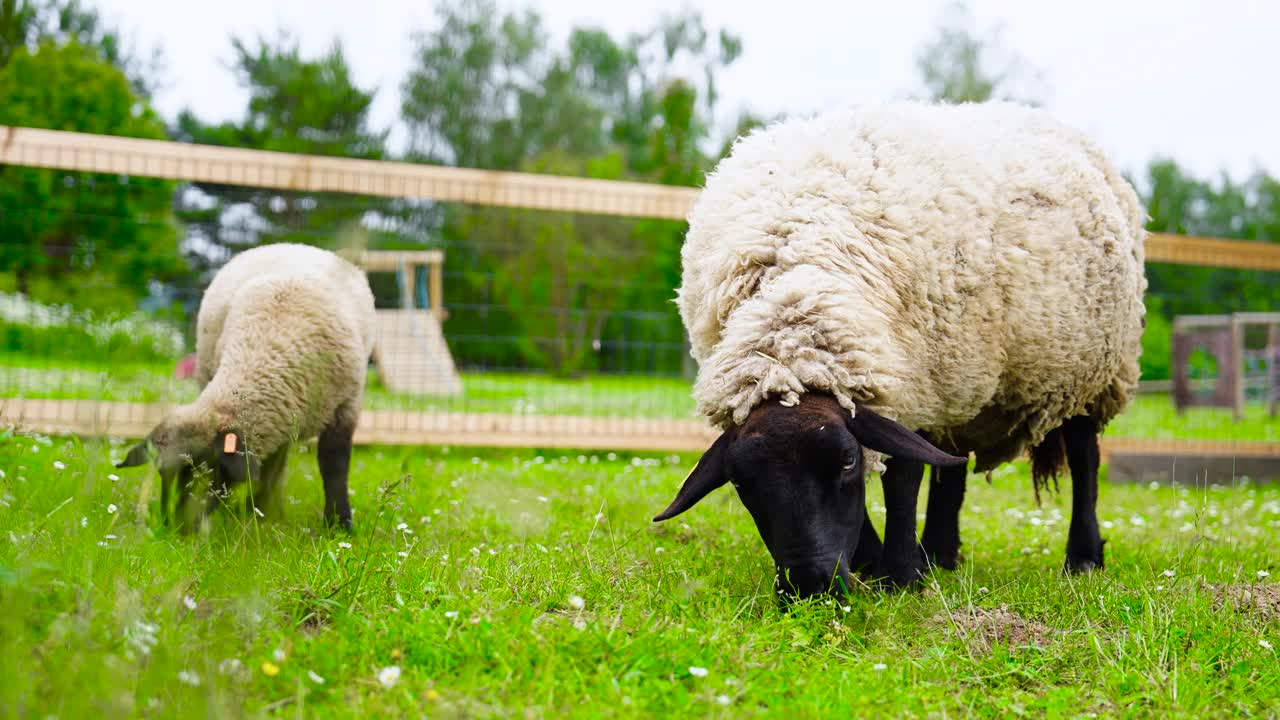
[
  {"xmin": 1213, "ymin": 583, "xmax": 1280, "ymax": 620},
  {"xmin": 931, "ymin": 604, "xmax": 1054, "ymax": 653}
]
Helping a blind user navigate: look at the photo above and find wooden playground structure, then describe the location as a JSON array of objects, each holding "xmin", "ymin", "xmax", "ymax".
[
  {"xmin": 1172, "ymin": 312, "xmax": 1280, "ymax": 420},
  {"xmin": 354, "ymin": 250, "xmax": 463, "ymax": 397}
]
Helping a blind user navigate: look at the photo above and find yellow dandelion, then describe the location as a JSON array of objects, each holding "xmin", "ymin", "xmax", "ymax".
[
  {"xmin": 261, "ymin": 661, "xmax": 280, "ymax": 677},
  {"xmin": 390, "ymin": 648, "xmax": 403, "ymax": 661},
  {"xmin": 426, "ymin": 689, "xmax": 441, "ymax": 701}
]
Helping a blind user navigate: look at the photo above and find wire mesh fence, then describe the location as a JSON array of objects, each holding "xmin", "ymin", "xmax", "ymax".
[{"xmin": 1, "ymin": 127, "xmax": 1278, "ymax": 456}]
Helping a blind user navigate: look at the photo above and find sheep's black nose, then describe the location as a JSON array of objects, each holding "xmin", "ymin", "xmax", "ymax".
[{"xmin": 775, "ymin": 563, "xmax": 851, "ymax": 600}]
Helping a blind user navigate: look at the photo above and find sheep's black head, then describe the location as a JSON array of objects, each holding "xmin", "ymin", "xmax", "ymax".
[
  {"xmin": 654, "ymin": 395, "xmax": 965, "ymax": 600},
  {"xmin": 116, "ymin": 412, "xmax": 260, "ymax": 529}
]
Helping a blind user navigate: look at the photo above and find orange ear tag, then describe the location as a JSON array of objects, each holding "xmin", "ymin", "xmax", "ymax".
[{"xmin": 224, "ymin": 433, "xmax": 238, "ymax": 454}]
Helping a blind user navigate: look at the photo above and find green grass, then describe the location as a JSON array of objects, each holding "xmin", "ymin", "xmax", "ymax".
[{"xmin": 2, "ymin": 430, "xmax": 1279, "ymax": 717}]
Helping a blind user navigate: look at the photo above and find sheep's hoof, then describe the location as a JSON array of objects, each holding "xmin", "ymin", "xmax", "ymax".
[{"xmin": 1065, "ymin": 556, "xmax": 1103, "ymax": 574}]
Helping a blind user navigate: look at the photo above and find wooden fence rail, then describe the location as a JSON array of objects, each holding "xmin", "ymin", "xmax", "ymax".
[{"xmin": 3, "ymin": 126, "xmax": 1280, "ymax": 270}]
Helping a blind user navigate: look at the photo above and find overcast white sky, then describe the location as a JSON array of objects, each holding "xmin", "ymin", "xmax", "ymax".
[{"xmin": 102, "ymin": 0, "xmax": 1275, "ymax": 182}]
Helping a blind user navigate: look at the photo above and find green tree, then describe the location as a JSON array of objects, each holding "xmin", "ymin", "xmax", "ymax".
[
  {"xmin": 1140, "ymin": 158, "xmax": 1280, "ymax": 378},
  {"xmin": 172, "ymin": 34, "xmax": 397, "ymax": 274},
  {"xmin": 915, "ymin": 0, "xmax": 1044, "ymax": 105},
  {"xmin": 0, "ymin": 0, "xmax": 160, "ymax": 95},
  {"xmin": 0, "ymin": 41, "xmax": 180, "ymax": 306},
  {"xmin": 402, "ymin": 0, "xmax": 741, "ymax": 374}
]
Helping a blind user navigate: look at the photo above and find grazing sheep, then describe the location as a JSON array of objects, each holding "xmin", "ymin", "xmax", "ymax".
[
  {"xmin": 117, "ymin": 243, "xmax": 376, "ymax": 531},
  {"xmin": 653, "ymin": 101, "xmax": 1147, "ymax": 596}
]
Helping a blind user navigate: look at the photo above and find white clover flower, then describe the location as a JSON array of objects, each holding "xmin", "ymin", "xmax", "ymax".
[
  {"xmin": 689, "ymin": 666, "xmax": 708, "ymax": 678},
  {"xmin": 273, "ymin": 648, "xmax": 287, "ymax": 663},
  {"xmin": 444, "ymin": 611, "xmax": 459, "ymax": 619},
  {"xmin": 568, "ymin": 595, "xmax": 585, "ymax": 610},
  {"xmin": 338, "ymin": 542, "xmax": 352, "ymax": 549},
  {"xmin": 182, "ymin": 595, "xmax": 197, "ymax": 611},
  {"xmin": 1258, "ymin": 570, "xmax": 1271, "ymax": 579},
  {"xmin": 107, "ymin": 504, "xmax": 117, "ymax": 515},
  {"xmin": 218, "ymin": 658, "xmax": 242, "ymax": 675},
  {"xmin": 1162, "ymin": 569, "xmax": 1175, "ymax": 578},
  {"xmin": 177, "ymin": 670, "xmax": 200, "ymax": 687},
  {"xmin": 108, "ymin": 474, "xmax": 119, "ymax": 482},
  {"xmin": 1261, "ymin": 639, "xmax": 1273, "ymax": 650},
  {"xmin": 873, "ymin": 663, "xmax": 888, "ymax": 671},
  {"xmin": 397, "ymin": 551, "xmax": 408, "ymax": 558},
  {"xmin": 715, "ymin": 694, "xmax": 731, "ymax": 706},
  {"xmin": 377, "ymin": 665, "xmax": 401, "ymax": 688},
  {"xmin": 53, "ymin": 461, "xmax": 66, "ymax": 471},
  {"xmin": 396, "ymin": 522, "xmax": 408, "ymax": 531},
  {"xmin": 80, "ymin": 516, "xmax": 87, "ymax": 528}
]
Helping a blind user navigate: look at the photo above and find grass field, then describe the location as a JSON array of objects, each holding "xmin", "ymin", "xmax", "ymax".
[
  {"xmin": 3, "ymin": 356, "xmax": 1279, "ymax": 442},
  {"xmin": 2, "ymin": 429, "xmax": 1279, "ymax": 717}
]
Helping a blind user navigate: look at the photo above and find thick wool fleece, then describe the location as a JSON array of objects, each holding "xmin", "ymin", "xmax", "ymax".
[
  {"xmin": 678, "ymin": 101, "xmax": 1147, "ymax": 472},
  {"xmin": 171, "ymin": 243, "xmax": 376, "ymax": 456}
]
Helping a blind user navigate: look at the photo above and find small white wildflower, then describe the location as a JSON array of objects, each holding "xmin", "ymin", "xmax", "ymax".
[
  {"xmin": 1148, "ymin": 481, "xmax": 1161, "ymax": 490},
  {"xmin": 655, "ymin": 547, "xmax": 666, "ymax": 554},
  {"xmin": 568, "ymin": 595, "xmax": 585, "ymax": 610},
  {"xmin": 253, "ymin": 506, "xmax": 265, "ymax": 518},
  {"xmin": 53, "ymin": 461, "xmax": 66, "ymax": 470},
  {"xmin": 96, "ymin": 541, "xmax": 108, "ymax": 548},
  {"xmin": 273, "ymin": 648, "xmax": 286, "ymax": 663},
  {"xmin": 1162, "ymin": 569, "xmax": 1176, "ymax": 578},
  {"xmin": 108, "ymin": 474, "xmax": 119, "ymax": 482},
  {"xmin": 182, "ymin": 595, "xmax": 197, "ymax": 611},
  {"xmin": 842, "ymin": 605, "xmax": 852, "ymax": 613},
  {"xmin": 104, "ymin": 534, "xmax": 117, "ymax": 540},
  {"xmin": 715, "ymin": 694, "xmax": 731, "ymax": 706},
  {"xmin": 444, "ymin": 611, "xmax": 459, "ymax": 619},
  {"xmin": 1260, "ymin": 639, "xmax": 1274, "ymax": 650},
  {"xmin": 177, "ymin": 670, "xmax": 200, "ymax": 687},
  {"xmin": 572, "ymin": 616, "xmax": 587, "ymax": 630},
  {"xmin": 377, "ymin": 665, "xmax": 401, "ymax": 688},
  {"xmin": 1155, "ymin": 585, "xmax": 1165, "ymax": 591},
  {"xmin": 338, "ymin": 542, "xmax": 352, "ymax": 549},
  {"xmin": 873, "ymin": 663, "xmax": 887, "ymax": 671},
  {"xmin": 397, "ymin": 551, "xmax": 408, "ymax": 558},
  {"xmin": 978, "ymin": 586, "xmax": 990, "ymax": 594},
  {"xmin": 689, "ymin": 666, "xmax": 709, "ymax": 678},
  {"xmin": 106, "ymin": 504, "xmax": 117, "ymax": 515},
  {"xmin": 1258, "ymin": 570, "xmax": 1271, "ymax": 579},
  {"xmin": 1020, "ymin": 547, "xmax": 1033, "ymax": 555},
  {"xmin": 396, "ymin": 522, "xmax": 408, "ymax": 531},
  {"xmin": 1129, "ymin": 515, "xmax": 1146, "ymax": 526},
  {"xmin": 307, "ymin": 670, "xmax": 325, "ymax": 684},
  {"xmin": 218, "ymin": 658, "xmax": 242, "ymax": 674},
  {"xmin": 536, "ymin": 496, "xmax": 549, "ymax": 503},
  {"xmin": 79, "ymin": 516, "xmax": 87, "ymax": 528}
]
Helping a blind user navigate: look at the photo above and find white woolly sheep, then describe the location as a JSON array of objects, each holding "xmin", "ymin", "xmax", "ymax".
[
  {"xmin": 118, "ymin": 243, "xmax": 377, "ymax": 531},
  {"xmin": 653, "ymin": 101, "xmax": 1147, "ymax": 596}
]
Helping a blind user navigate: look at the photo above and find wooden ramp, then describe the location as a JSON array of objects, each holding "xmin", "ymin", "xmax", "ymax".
[{"xmin": 372, "ymin": 309, "xmax": 463, "ymax": 396}]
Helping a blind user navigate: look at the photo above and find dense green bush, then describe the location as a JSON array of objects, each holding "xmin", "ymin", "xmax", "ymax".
[{"xmin": 0, "ymin": 292, "xmax": 184, "ymax": 366}]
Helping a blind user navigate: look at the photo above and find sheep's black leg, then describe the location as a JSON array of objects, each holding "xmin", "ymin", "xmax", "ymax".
[
  {"xmin": 248, "ymin": 445, "xmax": 289, "ymax": 520},
  {"xmin": 159, "ymin": 471, "xmax": 172, "ymax": 527},
  {"xmin": 318, "ymin": 413, "xmax": 356, "ymax": 531},
  {"xmin": 1063, "ymin": 415, "xmax": 1105, "ymax": 572},
  {"xmin": 920, "ymin": 463, "xmax": 968, "ymax": 570},
  {"xmin": 879, "ymin": 456, "xmax": 926, "ymax": 590},
  {"xmin": 849, "ymin": 503, "xmax": 883, "ymax": 576}
]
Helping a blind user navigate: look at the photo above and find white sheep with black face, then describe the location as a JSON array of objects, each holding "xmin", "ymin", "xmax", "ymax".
[
  {"xmin": 117, "ymin": 243, "xmax": 376, "ymax": 532},
  {"xmin": 656, "ymin": 101, "xmax": 1147, "ymax": 596}
]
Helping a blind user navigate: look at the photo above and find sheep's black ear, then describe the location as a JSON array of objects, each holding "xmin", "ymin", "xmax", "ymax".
[
  {"xmin": 653, "ymin": 429, "xmax": 735, "ymax": 522},
  {"xmin": 116, "ymin": 440, "xmax": 153, "ymax": 469},
  {"xmin": 846, "ymin": 406, "xmax": 968, "ymax": 467}
]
